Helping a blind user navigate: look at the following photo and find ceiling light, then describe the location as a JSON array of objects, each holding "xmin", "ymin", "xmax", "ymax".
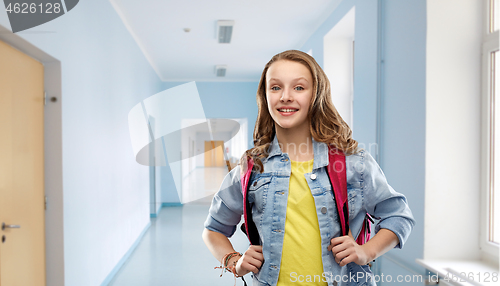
[
  {"xmin": 215, "ymin": 65, "xmax": 227, "ymax": 77},
  {"xmin": 217, "ymin": 20, "xmax": 234, "ymax": 43}
]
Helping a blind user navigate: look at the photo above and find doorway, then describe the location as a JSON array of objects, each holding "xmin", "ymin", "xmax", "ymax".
[
  {"xmin": 0, "ymin": 39, "xmax": 46, "ymax": 285},
  {"xmin": 180, "ymin": 118, "xmax": 247, "ymax": 204},
  {"xmin": 204, "ymin": 140, "xmax": 225, "ymax": 167}
]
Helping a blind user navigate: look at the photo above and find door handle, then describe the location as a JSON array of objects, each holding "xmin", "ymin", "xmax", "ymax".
[{"xmin": 1, "ymin": 222, "xmax": 21, "ymax": 230}]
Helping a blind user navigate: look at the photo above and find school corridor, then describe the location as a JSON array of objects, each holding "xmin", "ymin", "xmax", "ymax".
[
  {"xmin": 105, "ymin": 201, "xmax": 254, "ymax": 285},
  {"xmin": 0, "ymin": 0, "xmax": 498, "ymax": 285}
]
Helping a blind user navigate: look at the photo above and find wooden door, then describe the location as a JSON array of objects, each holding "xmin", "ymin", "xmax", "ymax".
[
  {"xmin": 204, "ymin": 141, "xmax": 225, "ymax": 167},
  {"xmin": 0, "ymin": 40, "xmax": 46, "ymax": 285}
]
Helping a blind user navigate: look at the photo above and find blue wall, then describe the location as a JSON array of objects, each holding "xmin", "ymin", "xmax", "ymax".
[
  {"xmin": 301, "ymin": 0, "xmax": 426, "ymax": 278},
  {"xmin": 378, "ymin": 0, "xmax": 425, "ymax": 273},
  {"xmin": 301, "ymin": 0, "xmax": 379, "ymax": 155},
  {"xmin": 160, "ymin": 81, "xmax": 259, "ymax": 203},
  {"xmin": 0, "ymin": 1, "xmax": 166, "ymax": 285}
]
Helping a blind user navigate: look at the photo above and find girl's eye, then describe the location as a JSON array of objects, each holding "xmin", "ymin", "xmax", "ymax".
[
  {"xmin": 271, "ymin": 86, "xmax": 281, "ymax": 91},
  {"xmin": 295, "ymin": 86, "xmax": 304, "ymax": 91}
]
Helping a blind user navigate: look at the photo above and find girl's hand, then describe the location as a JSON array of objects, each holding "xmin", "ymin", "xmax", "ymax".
[
  {"xmin": 327, "ymin": 235, "xmax": 373, "ymax": 267},
  {"xmin": 235, "ymin": 245, "xmax": 264, "ymax": 276}
]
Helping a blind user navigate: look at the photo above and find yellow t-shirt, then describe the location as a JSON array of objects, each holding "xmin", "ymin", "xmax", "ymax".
[{"xmin": 277, "ymin": 159, "xmax": 327, "ymax": 285}]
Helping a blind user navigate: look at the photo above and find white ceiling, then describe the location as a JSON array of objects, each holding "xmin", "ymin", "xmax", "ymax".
[{"xmin": 110, "ymin": 0, "xmax": 341, "ymax": 82}]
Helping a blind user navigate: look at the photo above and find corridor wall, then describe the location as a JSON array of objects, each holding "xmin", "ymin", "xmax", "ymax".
[
  {"xmin": 0, "ymin": 1, "xmax": 164, "ymax": 285},
  {"xmin": 301, "ymin": 0, "xmax": 426, "ymax": 283}
]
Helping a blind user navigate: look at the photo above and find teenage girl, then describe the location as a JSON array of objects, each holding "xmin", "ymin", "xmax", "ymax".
[{"xmin": 202, "ymin": 50, "xmax": 415, "ymax": 286}]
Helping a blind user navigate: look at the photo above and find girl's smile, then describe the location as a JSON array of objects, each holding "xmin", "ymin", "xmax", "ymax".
[{"xmin": 276, "ymin": 106, "xmax": 299, "ymax": 116}]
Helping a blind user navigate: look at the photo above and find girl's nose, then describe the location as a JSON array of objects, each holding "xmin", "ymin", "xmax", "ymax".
[{"xmin": 280, "ymin": 88, "xmax": 293, "ymax": 102}]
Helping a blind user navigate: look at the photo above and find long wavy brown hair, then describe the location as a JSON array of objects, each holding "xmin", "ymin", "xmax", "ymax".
[{"xmin": 240, "ymin": 50, "xmax": 359, "ymax": 173}]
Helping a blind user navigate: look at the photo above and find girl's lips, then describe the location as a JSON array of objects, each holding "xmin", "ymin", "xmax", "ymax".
[{"xmin": 277, "ymin": 109, "xmax": 298, "ymax": 116}]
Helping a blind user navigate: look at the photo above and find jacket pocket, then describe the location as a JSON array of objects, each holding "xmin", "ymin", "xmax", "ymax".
[
  {"xmin": 346, "ymin": 263, "xmax": 371, "ymax": 286},
  {"xmin": 248, "ymin": 176, "xmax": 271, "ymax": 213},
  {"xmin": 347, "ymin": 187, "xmax": 363, "ymax": 220}
]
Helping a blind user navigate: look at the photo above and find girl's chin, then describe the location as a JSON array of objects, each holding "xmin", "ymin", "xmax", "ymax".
[
  {"xmin": 275, "ymin": 122, "xmax": 300, "ymax": 130},
  {"xmin": 272, "ymin": 115, "xmax": 308, "ymax": 131},
  {"xmin": 274, "ymin": 119, "xmax": 310, "ymax": 132}
]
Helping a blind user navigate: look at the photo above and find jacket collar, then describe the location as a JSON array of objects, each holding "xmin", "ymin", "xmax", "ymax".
[{"xmin": 266, "ymin": 134, "xmax": 329, "ymax": 170}]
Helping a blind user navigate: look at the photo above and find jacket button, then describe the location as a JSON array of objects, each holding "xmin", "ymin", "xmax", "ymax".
[
  {"xmin": 310, "ymin": 173, "xmax": 317, "ymax": 180},
  {"xmin": 321, "ymin": 207, "xmax": 327, "ymax": 214},
  {"xmin": 253, "ymin": 181, "xmax": 257, "ymax": 187}
]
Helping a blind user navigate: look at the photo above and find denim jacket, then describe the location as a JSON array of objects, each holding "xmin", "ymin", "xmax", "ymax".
[{"xmin": 204, "ymin": 135, "xmax": 415, "ymax": 286}]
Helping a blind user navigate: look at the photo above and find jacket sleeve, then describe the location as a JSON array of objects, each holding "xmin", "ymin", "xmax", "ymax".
[
  {"xmin": 203, "ymin": 165, "xmax": 244, "ymax": 237},
  {"xmin": 360, "ymin": 151, "xmax": 415, "ymax": 249}
]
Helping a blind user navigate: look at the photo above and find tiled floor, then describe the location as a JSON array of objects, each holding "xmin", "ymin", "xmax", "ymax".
[{"xmin": 107, "ymin": 200, "xmax": 253, "ymax": 285}]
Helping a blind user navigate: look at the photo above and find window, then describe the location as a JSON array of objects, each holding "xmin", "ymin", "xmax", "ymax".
[
  {"xmin": 323, "ymin": 7, "xmax": 355, "ymax": 129},
  {"xmin": 492, "ymin": 50, "xmax": 499, "ymax": 244},
  {"xmin": 482, "ymin": 0, "xmax": 499, "ymax": 260},
  {"xmin": 490, "ymin": 0, "xmax": 499, "ymax": 33}
]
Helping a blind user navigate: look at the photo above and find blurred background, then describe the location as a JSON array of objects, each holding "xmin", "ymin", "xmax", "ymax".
[{"xmin": 0, "ymin": 0, "xmax": 498, "ymax": 285}]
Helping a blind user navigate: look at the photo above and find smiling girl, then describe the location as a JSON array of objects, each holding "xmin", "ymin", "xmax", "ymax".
[{"xmin": 202, "ymin": 50, "xmax": 415, "ymax": 286}]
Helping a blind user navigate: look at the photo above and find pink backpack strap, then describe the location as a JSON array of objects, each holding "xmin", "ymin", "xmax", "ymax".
[
  {"xmin": 356, "ymin": 213, "xmax": 374, "ymax": 245},
  {"xmin": 240, "ymin": 158, "xmax": 260, "ymax": 244},
  {"xmin": 327, "ymin": 145, "xmax": 373, "ymax": 244},
  {"xmin": 327, "ymin": 146, "xmax": 350, "ymax": 236}
]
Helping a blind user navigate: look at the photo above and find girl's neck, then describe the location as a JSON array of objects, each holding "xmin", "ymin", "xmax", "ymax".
[{"xmin": 275, "ymin": 124, "xmax": 314, "ymax": 162}]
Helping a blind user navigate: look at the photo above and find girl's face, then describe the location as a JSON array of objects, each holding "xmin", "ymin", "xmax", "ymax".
[{"xmin": 265, "ymin": 60, "xmax": 314, "ymax": 133}]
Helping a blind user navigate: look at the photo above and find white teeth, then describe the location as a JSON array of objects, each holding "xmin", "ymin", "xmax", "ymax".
[{"xmin": 278, "ymin": 109, "xmax": 297, "ymax": 112}]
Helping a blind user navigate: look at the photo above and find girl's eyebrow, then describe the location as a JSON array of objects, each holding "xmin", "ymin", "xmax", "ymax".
[{"xmin": 268, "ymin": 77, "xmax": 310, "ymax": 83}]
